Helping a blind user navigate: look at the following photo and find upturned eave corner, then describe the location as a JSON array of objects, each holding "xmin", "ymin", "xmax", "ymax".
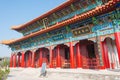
[
  {"xmin": 0, "ymin": 39, "xmax": 16, "ymax": 45},
  {"xmin": 11, "ymin": 24, "xmax": 24, "ymax": 31}
]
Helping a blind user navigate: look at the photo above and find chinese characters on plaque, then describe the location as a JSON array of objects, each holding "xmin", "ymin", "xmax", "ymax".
[{"xmin": 72, "ymin": 27, "xmax": 91, "ymax": 36}]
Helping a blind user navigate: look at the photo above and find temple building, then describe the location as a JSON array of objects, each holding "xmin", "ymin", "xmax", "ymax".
[{"xmin": 1, "ymin": 0, "xmax": 120, "ymax": 69}]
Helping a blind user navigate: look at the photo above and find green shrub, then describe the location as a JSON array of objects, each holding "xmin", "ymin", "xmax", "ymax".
[
  {"xmin": 0, "ymin": 68, "xmax": 10, "ymax": 80},
  {"xmin": 0, "ymin": 69, "xmax": 5, "ymax": 80},
  {"xmin": 5, "ymin": 68, "xmax": 10, "ymax": 74},
  {"xmin": 0, "ymin": 58, "xmax": 10, "ymax": 80}
]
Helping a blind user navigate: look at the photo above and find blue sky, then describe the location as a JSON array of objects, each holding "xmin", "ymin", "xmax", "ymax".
[{"xmin": 0, "ymin": 0, "xmax": 66, "ymax": 57}]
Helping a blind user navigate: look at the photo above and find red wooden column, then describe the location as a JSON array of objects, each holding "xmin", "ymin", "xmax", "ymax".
[
  {"xmin": 21, "ymin": 52, "xmax": 25, "ymax": 67},
  {"xmin": 39, "ymin": 48, "xmax": 43, "ymax": 67},
  {"xmin": 12, "ymin": 55, "xmax": 14, "ymax": 67},
  {"xmin": 31, "ymin": 51, "xmax": 35, "ymax": 68},
  {"xmin": 57, "ymin": 46, "xmax": 61, "ymax": 68},
  {"xmin": 18, "ymin": 55, "xmax": 20, "ymax": 67},
  {"xmin": 103, "ymin": 40, "xmax": 110, "ymax": 68},
  {"xmin": 49, "ymin": 46, "xmax": 53, "ymax": 68},
  {"xmin": 114, "ymin": 32, "xmax": 120, "ymax": 63},
  {"xmin": 13, "ymin": 54, "xmax": 16, "ymax": 67},
  {"xmin": 28, "ymin": 52, "xmax": 31, "ymax": 67},
  {"xmin": 100, "ymin": 41, "xmax": 107, "ymax": 69},
  {"xmin": 29, "ymin": 52, "xmax": 32, "ymax": 67},
  {"xmin": 10, "ymin": 54, "xmax": 13, "ymax": 67},
  {"xmin": 69, "ymin": 42, "xmax": 75, "ymax": 68},
  {"xmin": 76, "ymin": 43, "xmax": 82, "ymax": 68}
]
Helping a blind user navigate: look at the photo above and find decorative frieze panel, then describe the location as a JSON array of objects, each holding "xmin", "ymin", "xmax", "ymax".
[
  {"xmin": 52, "ymin": 33, "xmax": 65, "ymax": 41},
  {"xmin": 11, "ymin": 25, "xmax": 117, "ymax": 53},
  {"xmin": 10, "ymin": 10, "xmax": 120, "ymax": 52},
  {"xmin": 92, "ymin": 22, "xmax": 113, "ymax": 32},
  {"xmin": 12, "ymin": 28, "xmax": 116, "ymax": 53}
]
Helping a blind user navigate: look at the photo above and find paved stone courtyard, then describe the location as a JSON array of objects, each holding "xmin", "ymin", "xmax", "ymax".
[{"xmin": 7, "ymin": 68, "xmax": 120, "ymax": 80}]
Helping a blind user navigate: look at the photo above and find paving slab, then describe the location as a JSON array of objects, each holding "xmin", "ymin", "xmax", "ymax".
[{"xmin": 7, "ymin": 68, "xmax": 120, "ymax": 80}]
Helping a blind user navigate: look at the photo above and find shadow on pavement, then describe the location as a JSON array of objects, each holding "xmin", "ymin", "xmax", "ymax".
[{"xmin": 7, "ymin": 75, "xmax": 14, "ymax": 77}]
